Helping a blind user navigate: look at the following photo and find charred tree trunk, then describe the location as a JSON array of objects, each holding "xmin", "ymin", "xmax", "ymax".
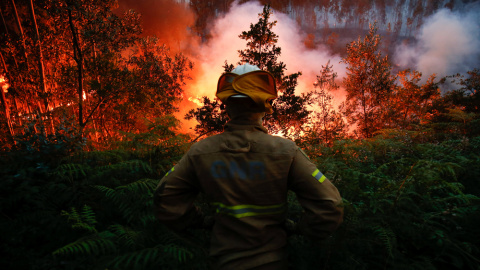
[
  {"xmin": 10, "ymin": 0, "xmax": 44, "ymax": 118},
  {"xmin": 0, "ymin": 6, "xmax": 9, "ymax": 35},
  {"xmin": 1, "ymin": 6, "xmax": 19, "ymax": 70},
  {"xmin": 28, "ymin": 0, "xmax": 48, "ymax": 114},
  {"xmin": 10, "ymin": 0, "xmax": 28, "ymax": 62},
  {"xmin": 0, "ymin": 51, "xmax": 15, "ymax": 144},
  {"xmin": 67, "ymin": 6, "xmax": 84, "ymax": 130}
]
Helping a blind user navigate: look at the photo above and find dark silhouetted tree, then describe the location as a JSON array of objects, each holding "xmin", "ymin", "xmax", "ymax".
[
  {"xmin": 306, "ymin": 61, "xmax": 346, "ymax": 145},
  {"xmin": 238, "ymin": 4, "xmax": 311, "ymax": 138},
  {"xmin": 187, "ymin": 4, "xmax": 311, "ymax": 139}
]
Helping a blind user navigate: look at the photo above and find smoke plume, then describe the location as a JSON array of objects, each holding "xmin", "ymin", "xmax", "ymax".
[
  {"xmin": 394, "ymin": 5, "xmax": 480, "ymax": 81},
  {"xmin": 185, "ymin": 0, "xmax": 345, "ymax": 103},
  {"xmin": 116, "ymin": 0, "xmax": 349, "ymax": 132}
]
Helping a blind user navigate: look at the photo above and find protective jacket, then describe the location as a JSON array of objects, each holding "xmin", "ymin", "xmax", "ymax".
[{"xmin": 153, "ymin": 118, "xmax": 343, "ymax": 269}]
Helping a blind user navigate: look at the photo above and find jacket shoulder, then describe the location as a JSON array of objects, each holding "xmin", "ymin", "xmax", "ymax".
[
  {"xmin": 253, "ymin": 133, "xmax": 298, "ymax": 155},
  {"xmin": 188, "ymin": 134, "xmax": 224, "ymax": 155}
]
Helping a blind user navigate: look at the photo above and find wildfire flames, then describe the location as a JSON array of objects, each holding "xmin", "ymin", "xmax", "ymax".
[
  {"xmin": 188, "ymin": 96, "xmax": 203, "ymax": 107},
  {"xmin": 0, "ymin": 76, "xmax": 9, "ymax": 93},
  {"xmin": 1, "ymin": 0, "xmax": 478, "ymax": 142}
]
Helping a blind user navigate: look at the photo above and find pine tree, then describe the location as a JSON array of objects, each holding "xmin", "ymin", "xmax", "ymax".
[
  {"xmin": 186, "ymin": 4, "xmax": 311, "ymax": 139},
  {"xmin": 306, "ymin": 61, "xmax": 346, "ymax": 145},
  {"xmin": 237, "ymin": 4, "xmax": 285, "ymax": 80},
  {"xmin": 238, "ymin": 4, "xmax": 311, "ymax": 138}
]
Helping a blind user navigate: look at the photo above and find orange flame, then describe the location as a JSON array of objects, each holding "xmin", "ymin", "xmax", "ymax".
[
  {"xmin": 0, "ymin": 76, "xmax": 10, "ymax": 93},
  {"xmin": 188, "ymin": 96, "xmax": 203, "ymax": 107}
]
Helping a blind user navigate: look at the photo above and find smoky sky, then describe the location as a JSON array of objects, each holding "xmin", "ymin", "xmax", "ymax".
[{"xmin": 394, "ymin": 3, "xmax": 480, "ymax": 80}]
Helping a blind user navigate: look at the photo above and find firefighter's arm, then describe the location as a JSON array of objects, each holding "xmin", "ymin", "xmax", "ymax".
[
  {"xmin": 288, "ymin": 149, "xmax": 343, "ymax": 239},
  {"xmin": 153, "ymin": 154, "xmax": 203, "ymax": 232}
]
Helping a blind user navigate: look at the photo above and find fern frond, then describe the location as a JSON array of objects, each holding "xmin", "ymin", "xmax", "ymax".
[
  {"xmin": 108, "ymin": 244, "xmax": 193, "ymax": 269},
  {"xmin": 52, "ymin": 163, "xmax": 89, "ymax": 181},
  {"xmin": 163, "ymin": 243, "xmax": 194, "ymax": 263},
  {"xmin": 117, "ymin": 178, "xmax": 158, "ymax": 195},
  {"xmin": 61, "ymin": 205, "xmax": 97, "ymax": 233},
  {"xmin": 93, "ymin": 185, "xmax": 120, "ymax": 201},
  {"xmin": 372, "ymin": 224, "xmax": 396, "ymax": 258},
  {"xmin": 109, "ymin": 224, "xmax": 143, "ymax": 249},
  {"xmin": 99, "ymin": 160, "xmax": 152, "ymax": 174},
  {"xmin": 53, "ymin": 231, "xmax": 117, "ymax": 257}
]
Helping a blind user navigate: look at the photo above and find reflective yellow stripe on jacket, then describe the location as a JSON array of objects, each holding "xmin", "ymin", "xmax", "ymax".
[
  {"xmin": 213, "ymin": 202, "xmax": 286, "ymax": 218},
  {"xmin": 312, "ymin": 169, "xmax": 326, "ymax": 183},
  {"xmin": 165, "ymin": 167, "xmax": 174, "ymax": 177}
]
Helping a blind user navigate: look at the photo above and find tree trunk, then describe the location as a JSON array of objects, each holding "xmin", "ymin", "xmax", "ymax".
[
  {"xmin": 67, "ymin": 6, "xmax": 84, "ymax": 129},
  {"xmin": 0, "ymin": 6, "xmax": 9, "ymax": 35},
  {"xmin": 28, "ymin": 0, "xmax": 48, "ymax": 114},
  {"xmin": 0, "ymin": 51, "xmax": 15, "ymax": 144},
  {"xmin": 10, "ymin": 0, "xmax": 29, "ymax": 62}
]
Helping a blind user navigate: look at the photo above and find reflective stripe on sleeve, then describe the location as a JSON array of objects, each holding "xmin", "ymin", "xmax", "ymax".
[
  {"xmin": 312, "ymin": 169, "xmax": 326, "ymax": 183},
  {"xmin": 165, "ymin": 167, "xmax": 174, "ymax": 177},
  {"xmin": 213, "ymin": 202, "xmax": 286, "ymax": 218}
]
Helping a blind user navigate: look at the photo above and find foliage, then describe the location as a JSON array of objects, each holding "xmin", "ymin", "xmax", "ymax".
[
  {"xmin": 0, "ymin": 115, "xmax": 209, "ymax": 270},
  {"xmin": 0, "ymin": 0, "xmax": 192, "ymax": 147},
  {"xmin": 385, "ymin": 69, "xmax": 441, "ymax": 130},
  {"xmin": 265, "ymin": 72, "xmax": 312, "ymax": 138},
  {"xmin": 237, "ymin": 4, "xmax": 285, "ymax": 79},
  {"xmin": 302, "ymin": 61, "xmax": 346, "ymax": 146},
  {"xmin": 237, "ymin": 4, "xmax": 311, "ymax": 138},
  {"xmin": 1, "ymin": 2, "xmax": 480, "ymax": 270},
  {"xmin": 341, "ymin": 22, "xmax": 396, "ymax": 138},
  {"xmin": 184, "ymin": 96, "xmax": 228, "ymax": 141},
  {"xmin": 2, "ymin": 121, "xmax": 480, "ymax": 269},
  {"xmin": 186, "ymin": 4, "xmax": 312, "ymax": 139},
  {"xmin": 289, "ymin": 132, "xmax": 480, "ymax": 270}
]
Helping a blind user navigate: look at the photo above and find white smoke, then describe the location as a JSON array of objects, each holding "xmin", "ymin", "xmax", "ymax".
[
  {"xmin": 188, "ymin": 0, "xmax": 345, "ymax": 98},
  {"xmin": 394, "ymin": 6, "xmax": 480, "ymax": 81},
  {"xmin": 273, "ymin": 9, "xmax": 346, "ymax": 96}
]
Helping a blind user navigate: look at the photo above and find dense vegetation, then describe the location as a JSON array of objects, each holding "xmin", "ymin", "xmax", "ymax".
[
  {"xmin": 1, "ymin": 1, "xmax": 479, "ymax": 270},
  {"xmin": 1, "ymin": 119, "xmax": 479, "ymax": 269}
]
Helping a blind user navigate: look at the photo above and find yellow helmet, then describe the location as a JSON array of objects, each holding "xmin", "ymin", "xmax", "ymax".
[{"xmin": 216, "ymin": 64, "xmax": 277, "ymax": 114}]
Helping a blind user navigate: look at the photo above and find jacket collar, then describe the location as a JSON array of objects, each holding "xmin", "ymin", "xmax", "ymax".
[{"xmin": 224, "ymin": 118, "xmax": 268, "ymax": 134}]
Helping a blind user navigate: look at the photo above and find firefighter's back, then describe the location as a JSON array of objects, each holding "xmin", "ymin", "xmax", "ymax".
[{"xmin": 189, "ymin": 123, "xmax": 294, "ymax": 269}]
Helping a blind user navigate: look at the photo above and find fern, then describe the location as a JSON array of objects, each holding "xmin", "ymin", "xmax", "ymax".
[
  {"xmin": 110, "ymin": 224, "xmax": 144, "ymax": 249},
  {"xmin": 107, "ymin": 244, "xmax": 193, "ymax": 270},
  {"xmin": 61, "ymin": 205, "xmax": 98, "ymax": 233},
  {"xmin": 52, "ymin": 163, "xmax": 89, "ymax": 182},
  {"xmin": 93, "ymin": 178, "xmax": 158, "ymax": 225},
  {"xmin": 53, "ymin": 231, "xmax": 117, "ymax": 257},
  {"xmin": 98, "ymin": 159, "xmax": 153, "ymax": 174},
  {"xmin": 372, "ymin": 224, "xmax": 396, "ymax": 258},
  {"xmin": 117, "ymin": 178, "xmax": 158, "ymax": 195}
]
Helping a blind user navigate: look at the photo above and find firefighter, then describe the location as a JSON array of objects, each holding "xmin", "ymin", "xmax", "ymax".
[{"xmin": 153, "ymin": 64, "xmax": 343, "ymax": 269}]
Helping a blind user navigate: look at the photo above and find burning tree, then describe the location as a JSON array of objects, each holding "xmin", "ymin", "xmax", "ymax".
[
  {"xmin": 341, "ymin": 22, "xmax": 396, "ymax": 138},
  {"xmin": 0, "ymin": 0, "xmax": 192, "ymax": 148},
  {"xmin": 385, "ymin": 69, "xmax": 440, "ymax": 130}
]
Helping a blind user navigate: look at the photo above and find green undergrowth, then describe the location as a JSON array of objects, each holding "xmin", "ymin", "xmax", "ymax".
[{"xmin": 1, "ymin": 131, "xmax": 479, "ymax": 269}]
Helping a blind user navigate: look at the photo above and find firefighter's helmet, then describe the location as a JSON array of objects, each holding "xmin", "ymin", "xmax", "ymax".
[{"xmin": 216, "ymin": 64, "xmax": 277, "ymax": 114}]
